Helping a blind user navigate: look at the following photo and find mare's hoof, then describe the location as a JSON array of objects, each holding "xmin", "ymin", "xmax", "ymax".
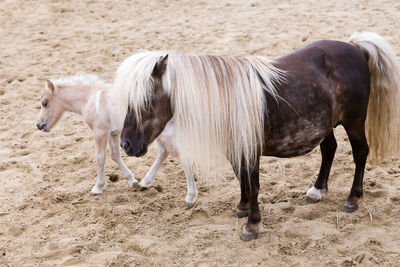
[
  {"xmin": 241, "ymin": 230, "xmax": 259, "ymax": 242},
  {"xmin": 304, "ymin": 195, "xmax": 321, "ymax": 204},
  {"xmin": 235, "ymin": 209, "xmax": 249, "ymax": 218},
  {"xmin": 305, "ymin": 187, "xmax": 327, "ymax": 204},
  {"xmin": 342, "ymin": 202, "xmax": 359, "ymax": 212}
]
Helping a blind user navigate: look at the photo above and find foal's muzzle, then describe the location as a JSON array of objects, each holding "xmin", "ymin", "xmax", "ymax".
[{"xmin": 36, "ymin": 121, "xmax": 48, "ymax": 132}]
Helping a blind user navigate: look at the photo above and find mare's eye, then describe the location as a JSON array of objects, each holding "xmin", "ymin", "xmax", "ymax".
[{"xmin": 42, "ymin": 101, "xmax": 48, "ymax": 107}]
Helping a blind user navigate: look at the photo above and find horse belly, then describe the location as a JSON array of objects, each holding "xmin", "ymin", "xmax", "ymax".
[{"xmin": 264, "ymin": 118, "xmax": 331, "ymax": 158}]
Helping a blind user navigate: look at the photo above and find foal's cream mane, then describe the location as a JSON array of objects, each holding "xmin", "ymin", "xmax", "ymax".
[
  {"xmin": 114, "ymin": 51, "xmax": 284, "ymax": 174},
  {"xmin": 52, "ymin": 73, "xmax": 109, "ymax": 88}
]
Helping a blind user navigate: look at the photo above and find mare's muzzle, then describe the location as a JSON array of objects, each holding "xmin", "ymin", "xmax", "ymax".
[{"xmin": 121, "ymin": 139, "xmax": 148, "ymax": 157}]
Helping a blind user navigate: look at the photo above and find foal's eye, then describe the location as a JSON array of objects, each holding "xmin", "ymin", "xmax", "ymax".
[{"xmin": 42, "ymin": 101, "xmax": 48, "ymax": 107}]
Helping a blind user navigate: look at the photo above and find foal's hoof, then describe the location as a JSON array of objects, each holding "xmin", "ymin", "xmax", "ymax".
[
  {"xmin": 89, "ymin": 189, "xmax": 103, "ymax": 196},
  {"xmin": 127, "ymin": 178, "xmax": 138, "ymax": 187},
  {"xmin": 89, "ymin": 184, "xmax": 105, "ymax": 195},
  {"xmin": 135, "ymin": 183, "xmax": 148, "ymax": 191},
  {"xmin": 342, "ymin": 202, "xmax": 359, "ymax": 212},
  {"xmin": 186, "ymin": 202, "xmax": 196, "ymax": 208},
  {"xmin": 138, "ymin": 180, "xmax": 154, "ymax": 189},
  {"xmin": 235, "ymin": 209, "xmax": 250, "ymax": 218},
  {"xmin": 241, "ymin": 228, "xmax": 259, "ymax": 242},
  {"xmin": 185, "ymin": 195, "xmax": 198, "ymax": 206}
]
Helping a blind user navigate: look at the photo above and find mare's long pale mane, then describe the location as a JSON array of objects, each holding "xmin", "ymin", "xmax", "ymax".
[
  {"xmin": 114, "ymin": 51, "xmax": 168, "ymax": 122},
  {"xmin": 114, "ymin": 51, "xmax": 284, "ymax": 174}
]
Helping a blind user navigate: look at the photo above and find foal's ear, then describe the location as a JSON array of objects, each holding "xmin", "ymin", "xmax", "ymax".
[
  {"xmin": 152, "ymin": 54, "xmax": 168, "ymax": 77},
  {"xmin": 45, "ymin": 80, "xmax": 55, "ymax": 94}
]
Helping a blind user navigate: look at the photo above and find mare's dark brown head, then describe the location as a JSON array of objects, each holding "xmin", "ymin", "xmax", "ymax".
[{"xmin": 120, "ymin": 55, "xmax": 172, "ymax": 157}]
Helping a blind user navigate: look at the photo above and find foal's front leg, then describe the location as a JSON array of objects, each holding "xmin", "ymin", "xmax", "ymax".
[
  {"xmin": 91, "ymin": 130, "xmax": 108, "ymax": 195},
  {"xmin": 110, "ymin": 133, "xmax": 138, "ymax": 187},
  {"xmin": 139, "ymin": 141, "xmax": 169, "ymax": 188}
]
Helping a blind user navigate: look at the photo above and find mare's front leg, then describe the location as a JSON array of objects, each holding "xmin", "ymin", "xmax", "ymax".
[
  {"xmin": 233, "ymin": 164, "xmax": 250, "ymax": 218},
  {"xmin": 306, "ymin": 131, "xmax": 337, "ymax": 203},
  {"xmin": 236, "ymin": 158, "xmax": 261, "ymax": 242},
  {"xmin": 139, "ymin": 141, "xmax": 169, "ymax": 188},
  {"xmin": 91, "ymin": 130, "xmax": 108, "ymax": 195},
  {"xmin": 110, "ymin": 132, "xmax": 138, "ymax": 187},
  {"xmin": 182, "ymin": 164, "xmax": 198, "ymax": 205}
]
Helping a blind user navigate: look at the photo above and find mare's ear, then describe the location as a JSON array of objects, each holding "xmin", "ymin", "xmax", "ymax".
[
  {"xmin": 152, "ymin": 54, "xmax": 168, "ymax": 77},
  {"xmin": 46, "ymin": 80, "xmax": 55, "ymax": 94}
]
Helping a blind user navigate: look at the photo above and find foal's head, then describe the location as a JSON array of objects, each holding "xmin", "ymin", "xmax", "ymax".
[
  {"xmin": 120, "ymin": 55, "xmax": 172, "ymax": 157},
  {"xmin": 36, "ymin": 80, "xmax": 64, "ymax": 132}
]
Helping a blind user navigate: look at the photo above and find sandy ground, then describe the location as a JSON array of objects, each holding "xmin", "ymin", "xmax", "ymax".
[{"xmin": 1, "ymin": 0, "xmax": 400, "ymax": 266}]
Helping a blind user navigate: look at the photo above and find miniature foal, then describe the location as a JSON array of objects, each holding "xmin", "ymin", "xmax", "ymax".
[{"xmin": 36, "ymin": 73, "xmax": 198, "ymax": 203}]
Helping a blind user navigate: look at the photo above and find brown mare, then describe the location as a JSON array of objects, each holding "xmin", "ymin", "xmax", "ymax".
[{"xmin": 114, "ymin": 32, "xmax": 400, "ymax": 241}]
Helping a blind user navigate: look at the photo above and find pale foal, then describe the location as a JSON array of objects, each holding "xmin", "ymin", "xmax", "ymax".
[
  {"xmin": 37, "ymin": 74, "xmax": 138, "ymax": 194},
  {"xmin": 36, "ymin": 73, "xmax": 198, "ymax": 203}
]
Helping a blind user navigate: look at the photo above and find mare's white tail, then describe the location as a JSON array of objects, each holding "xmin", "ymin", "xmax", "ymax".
[{"xmin": 349, "ymin": 32, "xmax": 400, "ymax": 161}]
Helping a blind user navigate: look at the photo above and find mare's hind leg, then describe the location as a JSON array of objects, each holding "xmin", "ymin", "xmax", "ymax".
[
  {"xmin": 110, "ymin": 132, "xmax": 138, "ymax": 187},
  {"xmin": 306, "ymin": 131, "xmax": 337, "ymax": 203},
  {"xmin": 342, "ymin": 123, "xmax": 369, "ymax": 212},
  {"xmin": 91, "ymin": 130, "xmax": 108, "ymax": 195}
]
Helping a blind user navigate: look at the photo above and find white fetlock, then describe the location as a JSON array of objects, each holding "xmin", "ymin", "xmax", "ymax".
[{"xmin": 306, "ymin": 186, "xmax": 323, "ymax": 200}]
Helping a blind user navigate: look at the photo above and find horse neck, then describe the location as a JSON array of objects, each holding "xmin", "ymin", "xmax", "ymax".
[{"xmin": 57, "ymin": 83, "xmax": 103, "ymax": 115}]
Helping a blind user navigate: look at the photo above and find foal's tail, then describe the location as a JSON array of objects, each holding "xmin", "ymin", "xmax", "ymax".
[{"xmin": 348, "ymin": 32, "xmax": 400, "ymax": 161}]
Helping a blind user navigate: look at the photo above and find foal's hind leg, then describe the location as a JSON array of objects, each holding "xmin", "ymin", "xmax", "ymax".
[
  {"xmin": 306, "ymin": 131, "xmax": 337, "ymax": 203},
  {"xmin": 110, "ymin": 132, "xmax": 138, "ymax": 187},
  {"xmin": 91, "ymin": 130, "xmax": 108, "ymax": 195},
  {"xmin": 342, "ymin": 124, "xmax": 369, "ymax": 212}
]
